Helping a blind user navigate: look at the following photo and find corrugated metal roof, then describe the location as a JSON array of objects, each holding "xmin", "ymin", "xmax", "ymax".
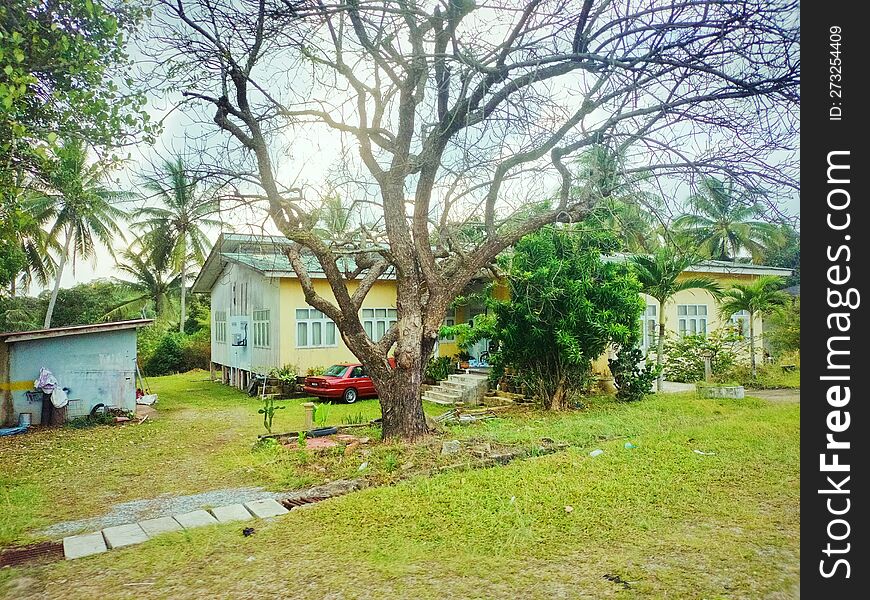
[{"xmin": 0, "ymin": 319, "xmax": 154, "ymax": 344}]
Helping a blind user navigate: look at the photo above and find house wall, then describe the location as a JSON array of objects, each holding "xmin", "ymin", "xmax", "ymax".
[
  {"xmin": 4, "ymin": 329, "xmax": 137, "ymax": 425},
  {"xmin": 210, "ymin": 261, "xmax": 282, "ymax": 380},
  {"xmin": 279, "ymin": 278, "xmax": 398, "ymax": 373}
]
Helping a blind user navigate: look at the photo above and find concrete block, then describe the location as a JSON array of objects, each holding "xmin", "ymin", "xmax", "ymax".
[
  {"xmin": 244, "ymin": 498, "xmax": 289, "ymax": 519},
  {"xmin": 63, "ymin": 532, "xmax": 108, "ymax": 560},
  {"xmin": 102, "ymin": 523, "xmax": 149, "ymax": 549},
  {"xmin": 174, "ymin": 510, "xmax": 219, "ymax": 529},
  {"xmin": 211, "ymin": 504, "xmax": 254, "ymax": 523},
  {"xmin": 139, "ymin": 516, "xmax": 183, "ymax": 537}
]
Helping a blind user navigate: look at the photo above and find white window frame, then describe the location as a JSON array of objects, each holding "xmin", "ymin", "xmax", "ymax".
[
  {"xmin": 252, "ymin": 309, "xmax": 271, "ymax": 348},
  {"xmin": 641, "ymin": 304, "xmax": 658, "ymax": 350},
  {"xmin": 362, "ymin": 307, "xmax": 397, "ymax": 342},
  {"xmin": 214, "ymin": 311, "xmax": 227, "ymax": 344},
  {"xmin": 440, "ymin": 307, "xmax": 457, "ymax": 342},
  {"xmin": 677, "ymin": 304, "xmax": 708, "ymax": 337},
  {"xmin": 296, "ymin": 307, "xmax": 338, "ymax": 348},
  {"xmin": 730, "ymin": 309, "xmax": 751, "ymax": 338}
]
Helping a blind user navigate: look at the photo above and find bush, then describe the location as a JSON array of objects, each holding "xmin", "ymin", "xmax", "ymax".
[
  {"xmin": 425, "ymin": 355, "xmax": 452, "ymax": 382},
  {"xmin": 609, "ymin": 346, "xmax": 660, "ymax": 402},
  {"xmin": 144, "ymin": 332, "xmax": 185, "ymax": 376},
  {"xmin": 662, "ymin": 327, "xmax": 743, "ymax": 383},
  {"xmin": 142, "ymin": 329, "xmax": 211, "ymax": 376}
]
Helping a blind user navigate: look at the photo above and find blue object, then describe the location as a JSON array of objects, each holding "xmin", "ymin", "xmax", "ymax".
[
  {"xmin": 0, "ymin": 425, "xmax": 29, "ymax": 437},
  {"xmin": 624, "ymin": 442, "xmax": 637, "ymax": 449}
]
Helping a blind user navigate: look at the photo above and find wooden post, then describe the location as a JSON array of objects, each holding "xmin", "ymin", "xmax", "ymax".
[{"xmin": 704, "ymin": 357, "xmax": 712, "ymax": 383}]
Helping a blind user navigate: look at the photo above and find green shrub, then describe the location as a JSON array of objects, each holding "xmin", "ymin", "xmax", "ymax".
[
  {"xmin": 609, "ymin": 346, "xmax": 659, "ymax": 402},
  {"xmin": 662, "ymin": 327, "xmax": 743, "ymax": 383},
  {"xmin": 306, "ymin": 365, "xmax": 326, "ymax": 376},
  {"xmin": 144, "ymin": 332, "xmax": 185, "ymax": 376},
  {"xmin": 180, "ymin": 328, "xmax": 211, "ymax": 371},
  {"xmin": 425, "ymin": 355, "xmax": 452, "ymax": 382}
]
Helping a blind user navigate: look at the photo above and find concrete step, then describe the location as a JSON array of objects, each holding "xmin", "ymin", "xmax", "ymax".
[
  {"xmin": 424, "ymin": 389, "xmax": 464, "ymax": 403},
  {"xmin": 422, "ymin": 394, "xmax": 465, "ymax": 406},
  {"xmin": 440, "ymin": 380, "xmax": 478, "ymax": 392},
  {"xmin": 449, "ymin": 373, "xmax": 488, "ymax": 383}
]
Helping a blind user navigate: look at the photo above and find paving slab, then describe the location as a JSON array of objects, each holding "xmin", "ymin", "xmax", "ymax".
[
  {"xmin": 174, "ymin": 509, "xmax": 219, "ymax": 529},
  {"xmin": 63, "ymin": 532, "xmax": 108, "ymax": 560},
  {"xmin": 211, "ymin": 504, "xmax": 254, "ymax": 523},
  {"xmin": 244, "ymin": 498, "xmax": 289, "ymax": 518},
  {"xmin": 102, "ymin": 523, "xmax": 149, "ymax": 549},
  {"xmin": 139, "ymin": 516, "xmax": 184, "ymax": 537}
]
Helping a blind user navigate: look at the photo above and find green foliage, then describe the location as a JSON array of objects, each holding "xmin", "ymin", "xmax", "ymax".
[
  {"xmin": 257, "ymin": 397, "xmax": 286, "ymax": 434},
  {"xmin": 383, "ymin": 452, "xmax": 399, "ymax": 473},
  {"xmin": 270, "ymin": 364, "xmax": 300, "ymax": 384},
  {"xmin": 475, "ymin": 227, "xmax": 644, "ymax": 409},
  {"xmin": 673, "ymin": 178, "xmax": 780, "ymax": 262},
  {"xmin": 313, "ymin": 403, "xmax": 330, "ymax": 428},
  {"xmin": 765, "ymin": 297, "xmax": 800, "ymax": 358},
  {"xmin": 761, "ymin": 224, "xmax": 800, "ymax": 286},
  {"xmin": 608, "ymin": 346, "xmax": 660, "ymax": 402},
  {"xmin": 0, "ymin": 0, "xmax": 152, "ymax": 187},
  {"xmin": 662, "ymin": 328, "xmax": 743, "ymax": 383},
  {"xmin": 424, "ymin": 355, "xmax": 453, "ymax": 382},
  {"xmin": 46, "ymin": 279, "xmax": 134, "ymax": 326},
  {"xmin": 139, "ymin": 319, "xmax": 210, "ymax": 376},
  {"xmin": 341, "ymin": 411, "xmax": 367, "ymax": 425},
  {"xmin": 306, "ymin": 365, "xmax": 326, "ymax": 376},
  {"xmin": 144, "ymin": 332, "xmax": 185, "ymax": 377},
  {"xmin": 297, "ymin": 430, "xmax": 307, "ymax": 448}
]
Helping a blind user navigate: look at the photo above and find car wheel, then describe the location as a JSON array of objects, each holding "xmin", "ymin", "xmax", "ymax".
[{"xmin": 343, "ymin": 388, "xmax": 358, "ymax": 404}]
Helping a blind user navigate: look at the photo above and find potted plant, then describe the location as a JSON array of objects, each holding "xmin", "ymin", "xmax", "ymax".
[{"xmin": 456, "ymin": 351, "xmax": 472, "ymax": 370}]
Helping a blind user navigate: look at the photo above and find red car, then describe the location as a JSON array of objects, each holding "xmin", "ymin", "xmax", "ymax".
[{"xmin": 303, "ymin": 363, "xmax": 378, "ymax": 403}]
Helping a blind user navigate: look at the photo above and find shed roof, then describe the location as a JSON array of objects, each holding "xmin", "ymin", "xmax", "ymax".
[{"xmin": 0, "ymin": 319, "xmax": 153, "ymax": 344}]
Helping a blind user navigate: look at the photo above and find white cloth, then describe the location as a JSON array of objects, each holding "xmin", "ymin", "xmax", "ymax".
[
  {"xmin": 34, "ymin": 367, "xmax": 58, "ymax": 394},
  {"xmin": 137, "ymin": 394, "xmax": 158, "ymax": 406},
  {"xmin": 50, "ymin": 386, "xmax": 69, "ymax": 408}
]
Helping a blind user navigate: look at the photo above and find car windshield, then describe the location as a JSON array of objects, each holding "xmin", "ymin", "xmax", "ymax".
[{"xmin": 322, "ymin": 365, "xmax": 349, "ymax": 377}]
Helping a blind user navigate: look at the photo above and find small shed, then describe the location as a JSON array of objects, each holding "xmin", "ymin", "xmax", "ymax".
[{"xmin": 0, "ymin": 319, "xmax": 152, "ymax": 426}]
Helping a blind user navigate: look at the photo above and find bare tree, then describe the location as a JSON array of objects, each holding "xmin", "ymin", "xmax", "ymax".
[{"xmin": 145, "ymin": 0, "xmax": 799, "ymax": 440}]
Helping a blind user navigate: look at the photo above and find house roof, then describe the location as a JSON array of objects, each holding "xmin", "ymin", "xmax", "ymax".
[
  {"xmin": 191, "ymin": 233, "xmax": 391, "ymax": 294},
  {"xmin": 600, "ymin": 253, "xmax": 794, "ymax": 277},
  {"xmin": 0, "ymin": 319, "xmax": 154, "ymax": 344},
  {"xmin": 192, "ymin": 233, "xmax": 793, "ymax": 294}
]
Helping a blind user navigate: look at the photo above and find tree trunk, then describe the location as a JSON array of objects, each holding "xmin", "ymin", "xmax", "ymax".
[
  {"xmin": 377, "ymin": 368, "xmax": 430, "ymax": 441},
  {"xmin": 749, "ymin": 313, "xmax": 756, "ymax": 379},
  {"xmin": 179, "ymin": 260, "xmax": 187, "ymax": 332},
  {"xmin": 550, "ymin": 376, "xmax": 572, "ymax": 410},
  {"xmin": 655, "ymin": 312, "xmax": 667, "ymax": 392},
  {"xmin": 43, "ymin": 229, "xmax": 71, "ymax": 329}
]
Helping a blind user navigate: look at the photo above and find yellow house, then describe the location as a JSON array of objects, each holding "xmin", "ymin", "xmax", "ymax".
[{"xmin": 192, "ymin": 234, "xmax": 792, "ymax": 388}]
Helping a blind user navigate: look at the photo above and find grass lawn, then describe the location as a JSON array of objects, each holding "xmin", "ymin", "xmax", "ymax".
[{"xmin": 0, "ymin": 371, "xmax": 799, "ymax": 598}]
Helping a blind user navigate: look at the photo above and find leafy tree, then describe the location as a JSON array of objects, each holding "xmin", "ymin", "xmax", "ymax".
[
  {"xmin": 108, "ymin": 248, "xmax": 183, "ymax": 319},
  {"xmin": 718, "ymin": 276, "xmax": 789, "ymax": 377},
  {"xmin": 0, "ymin": 0, "xmax": 151, "ymax": 186},
  {"xmin": 673, "ymin": 178, "xmax": 781, "ymax": 262},
  {"xmin": 134, "ymin": 157, "xmax": 219, "ymax": 332},
  {"xmin": 761, "ymin": 223, "xmax": 800, "ymax": 286},
  {"xmin": 765, "ymin": 295, "xmax": 799, "ymax": 358},
  {"xmin": 35, "ymin": 139, "xmax": 128, "ymax": 328},
  {"xmin": 629, "ymin": 248, "xmax": 722, "ymax": 391},
  {"xmin": 460, "ymin": 228, "xmax": 644, "ymax": 410},
  {"xmin": 41, "ymin": 279, "xmax": 129, "ymax": 327}
]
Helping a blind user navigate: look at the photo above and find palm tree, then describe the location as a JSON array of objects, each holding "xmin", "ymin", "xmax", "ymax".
[
  {"xmin": 107, "ymin": 248, "xmax": 183, "ymax": 319},
  {"xmin": 718, "ymin": 276, "xmax": 789, "ymax": 378},
  {"xmin": 574, "ymin": 145, "xmax": 662, "ymax": 252},
  {"xmin": 37, "ymin": 139, "xmax": 127, "ymax": 328},
  {"xmin": 673, "ymin": 178, "xmax": 780, "ymax": 262},
  {"xmin": 134, "ymin": 157, "xmax": 220, "ymax": 332},
  {"xmin": 630, "ymin": 248, "xmax": 723, "ymax": 391},
  {"xmin": 1, "ymin": 172, "xmax": 59, "ymax": 296}
]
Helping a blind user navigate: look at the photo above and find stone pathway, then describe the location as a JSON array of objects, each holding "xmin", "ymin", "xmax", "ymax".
[
  {"xmin": 39, "ymin": 486, "xmax": 287, "ymax": 538},
  {"xmin": 746, "ymin": 388, "xmax": 800, "ymax": 403},
  {"xmin": 62, "ymin": 499, "xmax": 289, "ymax": 560}
]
